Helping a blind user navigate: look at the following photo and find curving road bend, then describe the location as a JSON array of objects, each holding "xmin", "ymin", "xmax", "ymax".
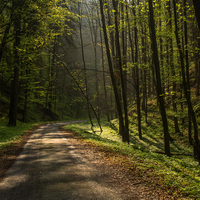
[{"xmin": 0, "ymin": 122, "xmax": 121, "ymax": 200}]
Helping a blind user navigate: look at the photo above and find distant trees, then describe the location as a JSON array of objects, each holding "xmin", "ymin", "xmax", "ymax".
[{"xmin": 0, "ymin": 0, "xmax": 77, "ymax": 126}]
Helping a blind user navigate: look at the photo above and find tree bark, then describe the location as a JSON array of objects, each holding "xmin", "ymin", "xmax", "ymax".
[
  {"xmin": 8, "ymin": 0, "xmax": 21, "ymax": 126},
  {"xmin": 167, "ymin": 0, "xmax": 180, "ymax": 134},
  {"xmin": 183, "ymin": 0, "xmax": 193, "ymax": 144},
  {"xmin": 132, "ymin": 1, "xmax": 142, "ymax": 139},
  {"xmin": 112, "ymin": 0, "xmax": 129, "ymax": 143},
  {"xmin": 87, "ymin": 5, "xmax": 100, "ymax": 121},
  {"xmin": 99, "ymin": 16, "xmax": 110, "ymax": 122},
  {"xmin": 173, "ymin": 0, "xmax": 200, "ymax": 163},
  {"xmin": 99, "ymin": 0, "xmax": 126, "ymax": 140},
  {"xmin": 78, "ymin": 3, "xmax": 93, "ymax": 128},
  {"xmin": 148, "ymin": 0, "xmax": 170, "ymax": 156}
]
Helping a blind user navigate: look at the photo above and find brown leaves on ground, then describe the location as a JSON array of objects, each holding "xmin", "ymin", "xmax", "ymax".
[
  {"xmin": 0, "ymin": 124, "xmax": 188, "ymax": 199},
  {"xmin": 59, "ymin": 127, "xmax": 187, "ymax": 199}
]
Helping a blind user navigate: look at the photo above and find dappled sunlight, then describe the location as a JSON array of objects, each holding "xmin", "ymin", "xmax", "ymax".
[
  {"xmin": 0, "ymin": 123, "xmax": 122, "ymax": 199},
  {"xmin": 65, "ymin": 119, "xmax": 200, "ymax": 198}
]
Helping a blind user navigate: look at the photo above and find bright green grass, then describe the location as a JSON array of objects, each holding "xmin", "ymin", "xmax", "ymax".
[
  {"xmin": 0, "ymin": 120, "xmax": 36, "ymax": 150},
  {"xmin": 64, "ymin": 119, "xmax": 200, "ymax": 198}
]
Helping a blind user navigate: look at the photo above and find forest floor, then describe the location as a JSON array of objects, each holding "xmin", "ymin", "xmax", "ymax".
[{"xmin": 0, "ymin": 122, "xmax": 188, "ymax": 199}]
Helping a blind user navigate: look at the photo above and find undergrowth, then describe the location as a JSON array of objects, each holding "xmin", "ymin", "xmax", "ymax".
[{"xmin": 64, "ymin": 116, "xmax": 200, "ymax": 198}]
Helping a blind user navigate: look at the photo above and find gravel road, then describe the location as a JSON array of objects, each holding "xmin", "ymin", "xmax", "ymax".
[{"xmin": 0, "ymin": 122, "xmax": 121, "ymax": 200}]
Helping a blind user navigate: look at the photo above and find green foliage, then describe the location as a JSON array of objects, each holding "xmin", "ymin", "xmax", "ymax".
[{"xmin": 0, "ymin": 0, "xmax": 81, "ymax": 123}]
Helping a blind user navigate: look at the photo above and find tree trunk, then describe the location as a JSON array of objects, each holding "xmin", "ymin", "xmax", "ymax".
[
  {"xmin": 167, "ymin": 0, "xmax": 180, "ymax": 134},
  {"xmin": 132, "ymin": 1, "xmax": 142, "ymax": 139},
  {"xmin": 8, "ymin": 0, "xmax": 21, "ymax": 126},
  {"xmin": 23, "ymin": 69, "xmax": 30, "ymax": 123},
  {"xmin": 183, "ymin": 0, "xmax": 193, "ymax": 144},
  {"xmin": 142, "ymin": 25, "xmax": 148, "ymax": 124},
  {"xmin": 99, "ymin": 0, "xmax": 126, "ymax": 140},
  {"xmin": 105, "ymin": 1, "xmax": 118, "ymax": 120},
  {"xmin": 148, "ymin": 0, "xmax": 170, "ymax": 156},
  {"xmin": 173, "ymin": 0, "xmax": 200, "ymax": 163},
  {"xmin": 87, "ymin": 8, "xmax": 100, "ymax": 121},
  {"xmin": 99, "ymin": 18, "xmax": 110, "ymax": 122},
  {"xmin": 196, "ymin": 60, "xmax": 200, "ymax": 96},
  {"xmin": 78, "ymin": 3, "xmax": 93, "ymax": 127},
  {"xmin": 112, "ymin": 0, "xmax": 129, "ymax": 143}
]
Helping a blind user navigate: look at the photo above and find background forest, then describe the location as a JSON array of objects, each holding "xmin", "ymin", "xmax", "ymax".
[{"xmin": 1, "ymin": 0, "xmax": 200, "ymax": 196}]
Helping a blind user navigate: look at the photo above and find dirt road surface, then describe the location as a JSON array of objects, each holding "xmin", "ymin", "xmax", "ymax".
[
  {"xmin": 0, "ymin": 122, "xmax": 181, "ymax": 200},
  {"xmin": 0, "ymin": 122, "xmax": 122, "ymax": 200}
]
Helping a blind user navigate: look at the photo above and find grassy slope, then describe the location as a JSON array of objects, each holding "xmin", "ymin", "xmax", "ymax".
[
  {"xmin": 0, "ymin": 119, "xmax": 36, "ymax": 150},
  {"xmin": 64, "ymin": 115, "xmax": 200, "ymax": 198}
]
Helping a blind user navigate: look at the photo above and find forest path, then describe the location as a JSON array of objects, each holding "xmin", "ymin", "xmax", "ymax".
[
  {"xmin": 0, "ymin": 122, "xmax": 178, "ymax": 200},
  {"xmin": 0, "ymin": 122, "xmax": 121, "ymax": 200}
]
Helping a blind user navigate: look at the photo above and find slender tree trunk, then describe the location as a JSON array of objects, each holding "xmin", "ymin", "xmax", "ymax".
[
  {"xmin": 62, "ymin": 70, "xmax": 66, "ymax": 119},
  {"xmin": 122, "ymin": 0, "xmax": 129, "ymax": 139},
  {"xmin": 111, "ymin": 89, "xmax": 114, "ymax": 120},
  {"xmin": 195, "ymin": 34, "xmax": 200, "ymax": 96},
  {"xmin": 183, "ymin": 0, "xmax": 193, "ymax": 144},
  {"xmin": 105, "ymin": 1, "xmax": 118, "ymax": 119},
  {"xmin": 148, "ymin": 0, "xmax": 170, "ymax": 156},
  {"xmin": 112, "ymin": 0, "xmax": 129, "ymax": 143},
  {"xmin": 99, "ymin": 19, "xmax": 110, "ymax": 122},
  {"xmin": 23, "ymin": 69, "xmax": 30, "ymax": 123},
  {"xmin": 167, "ymin": 0, "xmax": 180, "ymax": 134},
  {"xmin": 142, "ymin": 25, "xmax": 148, "ymax": 124},
  {"xmin": 122, "ymin": 0, "xmax": 128, "ymax": 112},
  {"xmin": 133, "ymin": 1, "xmax": 142, "ymax": 139},
  {"xmin": 173, "ymin": 0, "xmax": 200, "ymax": 163},
  {"xmin": 8, "ymin": 0, "xmax": 21, "ymax": 126},
  {"xmin": 99, "ymin": 0, "xmax": 126, "ymax": 140},
  {"xmin": 87, "ymin": 8, "xmax": 100, "ymax": 121},
  {"xmin": 159, "ymin": 0, "xmax": 164, "ymax": 93},
  {"xmin": 126, "ymin": 0, "xmax": 136, "ymax": 100},
  {"xmin": 196, "ymin": 60, "xmax": 200, "ymax": 96},
  {"xmin": 51, "ymin": 37, "xmax": 56, "ymax": 117},
  {"xmin": 78, "ymin": 3, "xmax": 93, "ymax": 127}
]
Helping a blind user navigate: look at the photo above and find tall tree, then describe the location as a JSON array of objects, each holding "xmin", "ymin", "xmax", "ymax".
[
  {"xmin": 99, "ymin": 15, "xmax": 110, "ymax": 122},
  {"xmin": 86, "ymin": 2, "xmax": 100, "ymax": 121},
  {"xmin": 78, "ymin": 2, "xmax": 94, "ymax": 128},
  {"xmin": 184, "ymin": 0, "xmax": 192, "ymax": 144},
  {"xmin": 148, "ymin": 0, "xmax": 170, "ymax": 156},
  {"xmin": 112, "ymin": 0, "xmax": 129, "ymax": 143},
  {"xmin": 8, "ymin": 0, "xmax": 21, "ymax": 126},
  {"xmin": 167, "ymin": 0, "xmax": 180, "ymax": 134},
  {"xmin": 99, "ymin": 0, "xmax": 126, "ymax": 141},
  {"xmin": 173, "ymin": 0, "xmax": 200, "ymax": 163},
  {"xmin": 133, "ymin": 0, "xmax": 142, "ymax": 139}
]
